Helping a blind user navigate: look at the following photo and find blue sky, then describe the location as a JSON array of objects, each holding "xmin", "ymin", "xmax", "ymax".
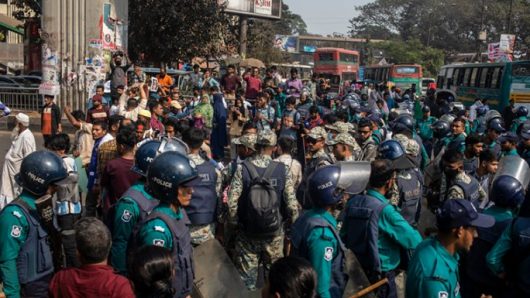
[{"xmin": 283, "ymin": 0, "xmax": 372, "ymax": 36}]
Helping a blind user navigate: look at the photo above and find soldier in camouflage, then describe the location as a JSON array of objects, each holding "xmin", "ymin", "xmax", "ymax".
[
  {"xmin": 297, "ymin": 127, "xmax": 335, "ymax": 210},
  {"xmin": 221, "ymin": 133, "xmax": 257, "ymax": 190},
  {"xmin": 439, "ymin": 149, "xmax": 487, "ymax": 208},
  {"xmin": 357, "ymin": 118, "xmax": 378, "ymax": 162},
  {"xmin": 327, "ymin": 132, "xmax": 362, "ymax": 161},
  {"xmin": 227, "ymin": 130, "xmax": 299, "ymax": 290},
  {"xmin": 182, "ymin": 128, "xmax": 223, "ymax": 246}
]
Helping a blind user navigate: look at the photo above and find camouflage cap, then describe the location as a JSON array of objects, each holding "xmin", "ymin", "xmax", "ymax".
[
  {"xmin": 325, "ymin": 121, "xmax": 351, "ymax": 134},
  {"xmin": 307, "ymin": 127, "xmax": 327, "ymax": 140},
  {"xmin": 327, "ymin": 133, "xmax": 358, "ymax": 148},
  {"xmin": 232, "ymin": 133, "xmax": 257, "ymax": 151},
  {"xmin": 257, "ymin": 129, "xmax": 277, "ymax": 146},
  {"xmin": 393, "ymin": 134, "xmax": 420, "ymax": 157}
]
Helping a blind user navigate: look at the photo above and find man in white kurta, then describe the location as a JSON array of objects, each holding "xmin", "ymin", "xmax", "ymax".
[{"xmin": 0, "ymin": 113, "xmax": 36, "ymax": 209}]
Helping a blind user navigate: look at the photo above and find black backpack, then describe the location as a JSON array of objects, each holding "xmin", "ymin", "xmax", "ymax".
[{"xmin": 240, "ymin": 160, "xmax": 282, "ymax": 236}]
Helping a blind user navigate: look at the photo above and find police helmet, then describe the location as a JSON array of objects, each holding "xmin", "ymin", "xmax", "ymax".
[
  {"xmin": 378, "ymin": 140, "xmax": 406, "ymax": 160},
  {"xmin": 15, "ymin": 151, "xmax": 68, "ymax": 197},
  {"xmin": 392, "ymin": 114, "xmax": 415, "ymax": 133},
  {"xmin": 146, "ymin": 151, "xmax": 198, "ymax": 203},
  {"xmin": 516, "ymin": 106, "xmax": 529, "ymax": 117},
  {"xmin": 432, "ymin": 120, "xmax": 451, "ymax": 139},
  {"xmin": 490, "ymin": 175, "xmax": 526, "ymax": 209},
  {"xmin": 308, "ymin": 162, "xmax": 370, "ymax": 206},
  {"xmin": 439, "ymin": 114, "xmax": 456, "ymax": 124},
  {"xmin": 132, "ymin": 138, "xmax": 188, "ymax": 177},
  {"xmin": 132, "ymin": 140, "xmax": 162, "ymax": 177},
  {"xmin": 422, "ymin": 105, "xmax": 431, "ymax": 113},
  {"xmin": 487, "ymin": 117, "xmax": 505, "ymax": 133}
]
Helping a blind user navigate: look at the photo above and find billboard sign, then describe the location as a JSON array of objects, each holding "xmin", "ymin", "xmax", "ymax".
[
  {"xmin": 273, "ymin": 35, "xmax": 297, "ymax": 52},
  {"xmin": 220, "ymin": 0, "xmax": 281, "ymax": 19}
]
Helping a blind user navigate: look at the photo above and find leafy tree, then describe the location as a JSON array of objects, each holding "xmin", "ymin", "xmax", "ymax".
[
  {"xmin": 11, "ymin": 0, "xmax": 41, "ymax": 20},
  {"xmin": 350, "ymin": 0, "xmax": 530, "ymax": 55},
  {"xmin": 128, "ymin": 0, "xmax": 232, "ymax": 64},
  {"xmin": 371, "ymin": 39, "xmax": 444, "ymax": 77}
]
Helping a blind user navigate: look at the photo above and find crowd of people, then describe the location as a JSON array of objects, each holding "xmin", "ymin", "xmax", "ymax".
[{"xmin": 0, "ymin": 57, "xmax": 529, "ymax": 298}]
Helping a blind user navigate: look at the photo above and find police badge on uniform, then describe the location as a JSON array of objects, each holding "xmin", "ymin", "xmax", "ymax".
[
  {"xmin": 324, "ymin": 247, "xmax": 333, "ymax": 261},
  {"xmin": 121, "ymin": 210, "xmax": 132, "ymax": 222},
  {"xmin": 153, "ymin": 239, "xmax": 165, "ymax": 246},
  {"xmin": 10, "ymin": 225, "xmax": 21, "ymax": 238},
  {"xmin": 438, "ymin": 291, "xmax": 448, "ymax": 298}
]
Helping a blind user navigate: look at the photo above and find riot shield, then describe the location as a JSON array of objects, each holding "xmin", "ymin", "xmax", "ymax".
[
  {"xmin": 192, "ymin": 239, "xmax": 255, "ymax": 298},
  {"xmin": 342, "ymin": 249, "xmax": 376, "ymax": 298},
  {"xmin": 336, "ymin": 161, "xmax": 371, "ymax": 195},
  {"xmin": 493, "ymin": 155, "xmax": 530, "ymax": 189},
  {"xmin": 485, "ymin": 109, "xmax": 502, "ymax": 124}
]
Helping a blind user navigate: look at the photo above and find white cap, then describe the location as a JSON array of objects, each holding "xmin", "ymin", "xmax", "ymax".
[{"xmin": 16, "ymin": 113, "xmax": 30, "ymax": 126}]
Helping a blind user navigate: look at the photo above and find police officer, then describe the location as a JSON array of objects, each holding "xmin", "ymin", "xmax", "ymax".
[
  {"xmin": 379, "ymin": 140, "xmax": 424, "ymax": 227},
  {"xmin": 416, "ymin": 105, "xmax": 437, "ymax": 155},
  {"xmin": 136, "ymin": 151, "xmax": 198, "ymax": 298},
  {"xmin": 110, "ymin": 140, "xmax": 163, "ymax": 274},
  {"xmin": 297, "ymin": 127, "xmax": 334, "ymax": 210},
  {"xmin": 518, "ymin": 123, "xmax": 530, "ymax": 164},
  {"xmin": 510, "ymin": 106, "xmax": 528, "ymax": 133},
  {"xmin": 472, "ymin": 105, "xmax": 488, "ymax": 134},
  {"xmin": 357, "ymin": 118, "xmax": 378, "ymax": 162},
  {"xmin": 327, "ymin": 133, "xmax": 361, "ymax": 161},
  {"xmin": 440, "ymin": 149, "xmax": 487, "ymax": 208},
  {"xmin": 462, "ymin": 166, "xmax": 526, "ymax": 298},
  {"xmin": 228, "ymin": 129, "xmax": 299, "ymax": 290},
  {"xmin": 291, "ymin": 162, "xmax": 370, "ymax": 298},
  {"xmin": 182, "ymin": 127, "xmax": 221, "ymax": 246},
  {"xmin": 432, "ymin": 120, "xmax": 452, "ymax": 158},
  {"xmin": 498, "ymin": 132, "xmax": 520, "ymax": 157},
  {"xmin": 462, "ymin": 134, "xmax": 484, "ymax": 178},
  {"xmin": 392, "ymin": 114, "xmax": 428, "ymax": 169},
  {"xmin": 0, "ymin": 151, "xmax": 69, "ymax": 297},
  {"xmin": 341, "ymin": 159, "xmax": 422, "ymax": 297},
  {"xmin": 406, "ymin": 199, "xmax": 494, "ymax": 298},
  {"xmin": 487, "ymin": 192, "xmax": 530, "ymax": 297},
  {"xmin": 485, "ymin": 117, "xmax": 505, "ymax": 157},
  {"xmin": 222, "ymin": 133, "xmax": 257, "ymax": 188}
]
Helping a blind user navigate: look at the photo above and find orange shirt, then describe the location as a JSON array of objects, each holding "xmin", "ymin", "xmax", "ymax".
[
  {"xmin": 157, "ymin": 74, "xmax": 173, "ymax": 93},
  {"xmin": 42, "ymin": 107, "xmax": 52, "ymax": 135}
]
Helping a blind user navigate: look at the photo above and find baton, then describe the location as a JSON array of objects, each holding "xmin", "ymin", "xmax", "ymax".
[{"xmin": 350, "ymin": 277, "xmax": 389, "ymax": 298}]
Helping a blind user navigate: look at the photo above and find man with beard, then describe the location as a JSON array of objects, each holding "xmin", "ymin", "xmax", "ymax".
[
  {"xmin": 439, "ymin": 149, "xmax": 487, "ymax": 209},
  {"xmin": 109, "ymin": 51, "xmax": 131, "ymax": 98},
  {"xmin": 357, "ymin": 118, "xmax": 378, "ymax": 162},
  {"xmin": 297, "ymin": 127, "xmax": 334, "ymax": 210},
  {"xmin": 0, "ymin": 113, "xmax": 35, "ymax": 209}
]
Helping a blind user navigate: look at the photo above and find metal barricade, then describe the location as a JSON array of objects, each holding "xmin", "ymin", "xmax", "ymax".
[{"xmin": 0, "ymin": 87, "xmax": 41, "ymax": 111}]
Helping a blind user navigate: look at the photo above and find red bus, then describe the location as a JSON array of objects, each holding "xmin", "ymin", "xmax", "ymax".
[{"xmin": 313, "ymin": 48, "xmax": 360, "ymax": 93}]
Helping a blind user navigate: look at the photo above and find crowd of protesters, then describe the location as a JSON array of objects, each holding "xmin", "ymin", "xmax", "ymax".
[{"xmin": 0, "ymin": 53, "xmax": 529, "ymax": 298}]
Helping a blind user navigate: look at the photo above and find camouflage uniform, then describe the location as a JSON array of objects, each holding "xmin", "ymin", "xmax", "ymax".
[
  {"xmin": 227, "ymin": 130, "xmax": 299, "ymax": 290},
  {"xmin": 327, "ymin": 132, "xmax": 362, "ymax": 161},
  {"xmin": 359, "ymin": 136, "xmax": 378, "ymax": 161},
  {"xmin": 221, "ymin": 134, "xmax": 257, "ymax": 189},
  {"xmin": 327, "ymin": 121, "xmax": 355, "ymax": 135},
  {"xmin": 188, "ymin": 153, "xmax": 222, "ymax": 245},
  {"xmin": 393, "ymin": 133, "xmax": 420, "ymax": 157},
  {"xmin": 440, "ymin": 171, "xmax": 487, "ymax": 202}
]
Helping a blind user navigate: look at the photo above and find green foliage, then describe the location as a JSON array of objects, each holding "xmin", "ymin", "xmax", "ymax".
[
  {"xmin": 129, "ymin": 0, "xmax": 232, "ymax": 64},
  {"xmin": 245, "ymin": 4, "xmax": 307, "ymax": 63},
  {"xmin": 350, "ymin": 0, "xmax": 530, "ymax": 54},
  {"xmin": 372, "ymin": 39, "xmax": 444, "ymax": 77}
]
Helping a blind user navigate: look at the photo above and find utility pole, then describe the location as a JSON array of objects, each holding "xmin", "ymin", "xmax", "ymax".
[
  {"xmin": 507, "ymin": 0, "xmax": 514, "ymax": 33},
  {"xmin": 239, "ymin": 16, "xmax": 248, "ymax": 59}
]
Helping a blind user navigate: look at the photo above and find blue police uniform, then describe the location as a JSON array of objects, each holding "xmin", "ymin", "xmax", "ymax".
[
  {"xmin": 291, "ymin": 209, "xmax": 346, "ymax": 298},
  {"xmin": 0, "ymin": 193, "xmax": 53, "ymax": 298}
]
